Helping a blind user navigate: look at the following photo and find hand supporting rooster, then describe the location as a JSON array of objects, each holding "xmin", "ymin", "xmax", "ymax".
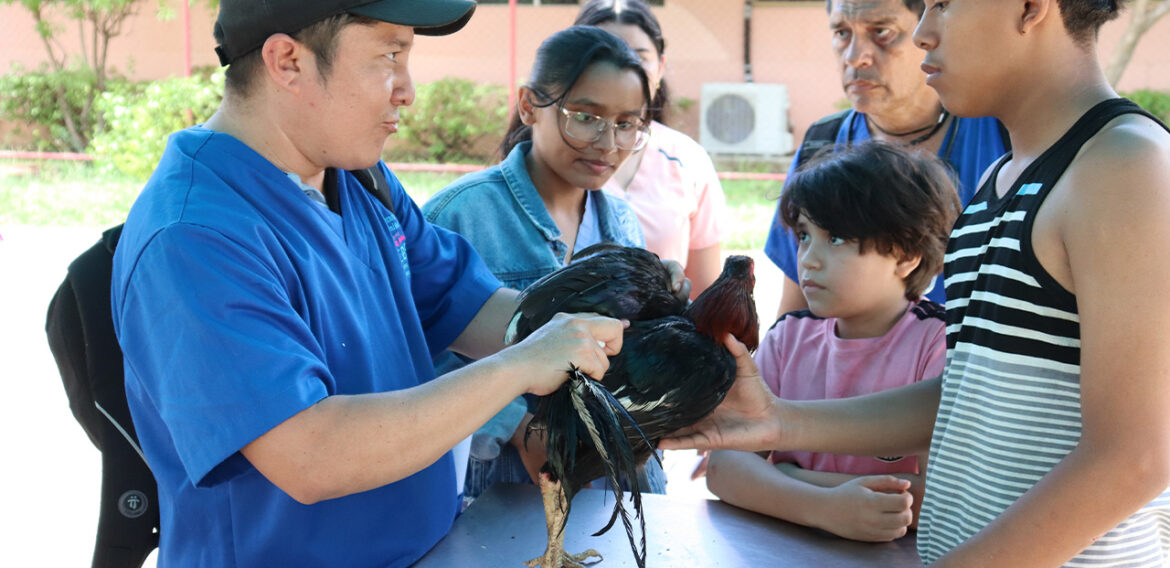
[
  {"xmin": 658, "ymin": 335, "xmax": 783, "ymax": 453},
  {"xmin": 660, "ymin": 336, "xmax": 940, "ymax": 459}
]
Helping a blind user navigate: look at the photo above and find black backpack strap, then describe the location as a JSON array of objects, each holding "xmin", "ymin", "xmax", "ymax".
[
  {"xmin": 348, "ymin": 165, "xmax": 396, "ymax": 216},
  {"xmin": 997, "ymin": 119, "xmax": 1012, "ymax": 153},
  {"xmin": 795, "ymin": 109, "xmax": 850, "ymax": 172},
  {"xmin": 46, "ymin": 224, "xmax": 159, "ymax": 568}
]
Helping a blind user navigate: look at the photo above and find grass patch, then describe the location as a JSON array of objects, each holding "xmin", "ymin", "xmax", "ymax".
[
  {"xmin": 395, "ymin": 171, "xmax": 463, "ymax": 203},
  {"xmin": 722, "ymin": 178, "xmax": 782, "ymax": 251},
  {"xmin": 0, "ymin": 163, "xmax": 465, "ymax": 226},
  {"xmin": 1, "ymin": 162, "xmax": 780, "ymax": 250},
  {"xmin": 1, "ymin": 161, "xmax": 141, "ymax": 226}
]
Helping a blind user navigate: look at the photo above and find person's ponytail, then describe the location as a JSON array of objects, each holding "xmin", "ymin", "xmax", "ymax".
[{"xmin": 499, "ymin": 111, "xmax": 532, "ymax": 160}]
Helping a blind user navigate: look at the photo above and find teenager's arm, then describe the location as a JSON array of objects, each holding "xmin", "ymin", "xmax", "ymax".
[
  {"xmin": 936, "ymin": 118, "xmax": 1170, "ymax": 567},
  {"xmin": 241, "ymin": 313, "xmax": 625, "ymax": 504},
  {"xmin": 660, "ymin": 336, "xmax": 941, "ymax": 458},
  {"xmin": 707, "ymin": 450, "xmax": 913, "ymax": 542}
]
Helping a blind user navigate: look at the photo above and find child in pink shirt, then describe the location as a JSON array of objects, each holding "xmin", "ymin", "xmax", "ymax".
[
  {"xmin": 761, "ymin": 300, "xmax": 945, "ymax": 476},
  {"xmin": 706, "ymin": 141, "xmax": 960, "ymax": 543}
]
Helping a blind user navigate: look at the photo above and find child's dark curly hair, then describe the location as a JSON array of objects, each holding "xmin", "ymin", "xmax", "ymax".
[{"xmin": 779, "ymin": 141, "xmax": 961, "ymax": 300}]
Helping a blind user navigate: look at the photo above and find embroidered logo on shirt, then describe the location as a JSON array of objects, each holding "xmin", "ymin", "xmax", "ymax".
[{"xmin": 385, "ymin": 215, "xmax": 410, "ymax": 278}]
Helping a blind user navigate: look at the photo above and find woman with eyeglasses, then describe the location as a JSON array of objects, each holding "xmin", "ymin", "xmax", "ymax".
[
  {"xmin": 575, "ymin": 0, "xmax": 728, "ymax": 299},
  {"xmin": 422, "ymin": 25, "xmax": 664, "ymax": 503}
]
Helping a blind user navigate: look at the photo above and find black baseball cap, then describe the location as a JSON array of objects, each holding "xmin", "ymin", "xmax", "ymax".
[{"xmin": 214, "ymin": 0, "xmax": 477, "ymax": 66}]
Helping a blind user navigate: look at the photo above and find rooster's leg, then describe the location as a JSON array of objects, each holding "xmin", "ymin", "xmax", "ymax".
[{"xmin": 524, "ymin": 473, "xmax": 602, "ymax": 568}]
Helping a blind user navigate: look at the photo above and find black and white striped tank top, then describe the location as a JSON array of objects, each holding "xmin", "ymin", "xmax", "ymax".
[{"xmin": 918, "ymin": 99, "xmax": 1170, "ymax": 565}]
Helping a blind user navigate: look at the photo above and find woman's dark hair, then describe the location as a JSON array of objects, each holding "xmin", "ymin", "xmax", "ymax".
[
  {"xmin": 574, "ymin": 0, "xmax": 670, "ymax": 125},
  {"xmin": 779, "ymin": 142, "xmax": 961, "ymax": 300},
  {"xmin": 499, "ymin": 26, "xmax": 650, "ymax": 159}
]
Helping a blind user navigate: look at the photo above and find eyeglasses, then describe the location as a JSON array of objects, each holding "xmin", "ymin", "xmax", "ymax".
[{"xmin": 557, "ymin": 107, "xmax": 651, "ymax": 151}]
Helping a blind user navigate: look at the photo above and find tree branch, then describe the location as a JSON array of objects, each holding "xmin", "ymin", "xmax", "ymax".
[{"xmin": 1105, "ymin": 0, "xmax": 1170, "ymax": 86}]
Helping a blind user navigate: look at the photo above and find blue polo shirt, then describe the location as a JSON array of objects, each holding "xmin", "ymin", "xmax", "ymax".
[
  {"xmin": 764, "ymin": 111, "xmax": 1007, "ymax": 304},
  {"xmin": 111, "ymin": 126, "xmax": 501, "ymax": 567}
]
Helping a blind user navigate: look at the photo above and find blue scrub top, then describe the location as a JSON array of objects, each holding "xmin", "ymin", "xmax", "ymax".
[
  {"xmin": 112, "ymin": 126, "xmax": 501, "ymax": 567},
  {"xmin": 763, "ymin": 111, "xmax": 1008, "ymax": 305}
]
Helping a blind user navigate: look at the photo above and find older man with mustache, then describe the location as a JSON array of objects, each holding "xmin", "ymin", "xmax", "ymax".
[{"xmin": 765, "ymin": 0, "xmax": 1008, "ymax": 318}]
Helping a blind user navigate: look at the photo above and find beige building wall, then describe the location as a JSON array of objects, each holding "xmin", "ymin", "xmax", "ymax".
[{"xmin": 2, "ymin": 1, "xmax": 1168, "ymax": 151}]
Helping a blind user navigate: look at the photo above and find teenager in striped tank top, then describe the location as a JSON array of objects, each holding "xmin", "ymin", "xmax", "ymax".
[{"xmin": 663, "ymin": 1, "xmax": 1170, "ymax": 565}]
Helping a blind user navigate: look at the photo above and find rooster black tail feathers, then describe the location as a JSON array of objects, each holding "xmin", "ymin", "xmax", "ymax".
[{"xmin": 566, "ymin": 367, "xmax": 651, "ymax": 568}]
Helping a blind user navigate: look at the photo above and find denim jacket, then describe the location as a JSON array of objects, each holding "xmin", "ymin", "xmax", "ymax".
[
  {"xmin": 423, "ymin": 141, "xmax": 644, "ymax": 292},
  {"xmin": 423, "ymin": 142, "xmax": 664, "ymax": 498}
]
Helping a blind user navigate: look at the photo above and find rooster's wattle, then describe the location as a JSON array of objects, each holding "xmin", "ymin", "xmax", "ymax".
[{"xmin": 505, "ymin": 244, "xmax": 759, "ymax": 568}]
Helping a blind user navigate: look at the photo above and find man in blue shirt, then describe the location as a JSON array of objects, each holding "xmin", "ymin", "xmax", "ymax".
[
  {"xmin": 764, "ymin": 0, "xmax": 1007, "ymax": 317},
  {"xmin": 110, "ymin": 2, "xmax": 643, "ymax": 566}
]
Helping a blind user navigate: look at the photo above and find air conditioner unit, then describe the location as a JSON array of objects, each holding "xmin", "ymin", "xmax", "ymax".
[{"xmin": 700, "ymin": 83, "xmax": 794, "ymax": 156}]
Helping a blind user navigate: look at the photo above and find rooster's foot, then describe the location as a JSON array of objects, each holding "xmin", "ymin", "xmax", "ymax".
[{"xmin": 523, "ymin": 548, "xmax": 602, "ymax": 568}]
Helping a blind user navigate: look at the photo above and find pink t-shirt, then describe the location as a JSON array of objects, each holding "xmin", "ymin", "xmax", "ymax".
[
  {"xmin": 602, "ymin": 121, "xmax": 727, "ymax": 266},
  {"xmin": 756, "ymin": 299, "xmax": 946, "ymax": 475}
]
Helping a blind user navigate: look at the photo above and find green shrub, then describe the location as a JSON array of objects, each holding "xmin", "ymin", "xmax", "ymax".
[
  {"xmin": 90, "ymin": 69, "xmax": 224, "ymax": 180},
  {"xmin": 674, "ymin": 96, "xmax": 696, "ymax": 114},
  {"xmin": 0, "ymin": 64, "xmax": 129, "ymax": 152},
  {"xmin": 397, "ymin": 77, "xmax": 508, "ymax": 163},
  {"xmin": 1123, "ymin": 89, "xmax": 1170, "ymax": 121}
]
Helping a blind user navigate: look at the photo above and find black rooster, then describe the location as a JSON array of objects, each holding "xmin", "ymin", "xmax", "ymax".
[{"xmin": 506, "ymin": 244, "xmax": 759, "ymax": 568}]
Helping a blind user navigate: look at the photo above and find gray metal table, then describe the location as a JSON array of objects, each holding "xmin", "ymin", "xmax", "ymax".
[{"xmin": 414, "ymin": 483, "xmax": 922, "ymax": 567}]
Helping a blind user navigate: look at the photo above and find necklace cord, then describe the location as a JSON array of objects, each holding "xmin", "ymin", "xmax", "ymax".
[{"xmin": 868, "ymin": 109, "xmax": 951, "ymax": 146}]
